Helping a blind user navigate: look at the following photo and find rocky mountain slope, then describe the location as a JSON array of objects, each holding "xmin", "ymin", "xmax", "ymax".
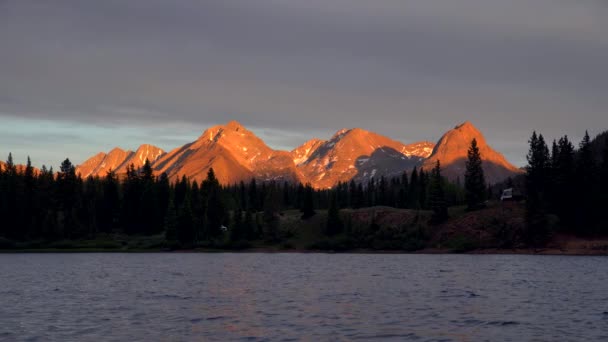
[
  {"xmin": 422, "ymin": 121, "xmax": 522, "ymax": 183},
  {"xmin": 152, "ymin": 121, "xmax": 304, "ymax": 184},
  {"xmin": 293, "ymin": 128, "xmax": 433, "ymax": 188}
]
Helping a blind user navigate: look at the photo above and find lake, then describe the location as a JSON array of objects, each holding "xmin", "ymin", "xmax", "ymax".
[{"xmin": 1, "ymin": 253, "xmax": 607, "ymax": 341}]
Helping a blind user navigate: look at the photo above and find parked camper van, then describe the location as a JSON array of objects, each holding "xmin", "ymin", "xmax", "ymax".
[{"xmin": 500, "ymin": 188, "xmax": 523, "ymax": 202}]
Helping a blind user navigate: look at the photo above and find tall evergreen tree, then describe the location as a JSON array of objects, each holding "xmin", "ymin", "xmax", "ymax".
[
  {"xmin": 243, "ymin": 209, "xmax": 256, "ymax": 240},
  {"xmin": 408, "ymin": 167, "xmax": 420, "ymax": 209},
  {"xmin": 164, "ymin": 197, "xmax": 178, "ymax": 244},
  {"xmin": 398, "ymin": 171, "xmax": 409, "ymax": 208},
  {"xmin": 575, "ymin": 131, "xmax": 597, "ymax": 234},
  {"xmin": 5, "ymin": 153, "xmax": 15, "ymax": 174},
  {"xmin": 349, "ymin": 180, "xmax": 360, "ymax": 209},
  {"xmin": 100, "ymin": 170, "xmax": 120, "ymax": 233},
  {"xmin": 552, "ymin": 136, "xmax": 575, "ymax": 229},
  {"xmin": 262, "ymin": 183, "xmax": 281, "ymax": 242},
  {"xmin": 56, "ymin": 158, "xmax": 81, "ymax": 238},
  {"xmin": 248, "ymin": 178, "xmax": 259, "ymax": 212},
  {"xmin": 177, "ymin": 196, "xmax": 196, "ymax": 246},
  {"xmin": 203, "ymin": 168, "xmax": 225, "ymax": 239},
  {"xmin": 23, "ymin": 156, "xmax": 36, "ymax": 238},
  {"xmin": 600, "ymin": 138, "xmax": 608, "ymax": 235},
  {"xmin": 301, "ymin": 183, "xmax": 316, "ymax": 219},
  {"xmin": 429, "ymin": 161, "xmax": 448, "ymax": 224},
  {"xmin": 230, "ymin": 207, "xmax": 244, "ymax": 242},
  {"xmin": 525, "ymin": 132, "xmax": 551, "ymax": 246},
  {"xmin": 138, "ymin": 159, "xmax": 161, "ymax": 234},
  {"xmin": 465, "ymin": 138, "xmax": 486, "ymax": 211},
  {"xmin": 326, "ymin": 191, "xmax": 343, "ymax": 236}
]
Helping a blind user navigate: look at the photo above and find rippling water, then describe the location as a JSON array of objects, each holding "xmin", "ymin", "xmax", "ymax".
[{"xmin": 1, "ymin": 253, "xmax": 607, "ymax": 341}]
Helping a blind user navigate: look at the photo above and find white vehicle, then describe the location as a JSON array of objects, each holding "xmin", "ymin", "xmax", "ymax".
[{"xmin": 500, "ymin": 188, "xmax": 513, "ymax": 201}]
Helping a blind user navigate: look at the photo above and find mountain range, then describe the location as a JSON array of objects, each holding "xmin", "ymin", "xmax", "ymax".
[{"xmin": 75, "ymin": 121, "xmax": 522, "ymax": 187}]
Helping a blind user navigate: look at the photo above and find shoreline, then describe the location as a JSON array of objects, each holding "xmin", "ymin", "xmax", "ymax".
[{"xmin": 2, "ymin": 247, "xmax": 607, "ymax": 256}]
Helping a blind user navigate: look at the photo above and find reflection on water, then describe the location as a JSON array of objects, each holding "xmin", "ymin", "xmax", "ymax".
[{"xmin": 1, "ymin": 253, "xmax": 607, "ymax": 341}]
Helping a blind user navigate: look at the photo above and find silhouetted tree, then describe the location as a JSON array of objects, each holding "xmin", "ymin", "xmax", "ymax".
[
  {"xmin": 177, "ymin": 196, "xmax": 196, "ymax": 246},
  {"xmin": 164, "ymin": 197, "xmax": 178, "ymax": 244},
  {"xmin": 301, "ymin": 183, "xmax": 315, "ymax": 219},
  {"xmin": 429, "ymin": 161, "xmax": 448, "ymax": 224},
  {"xmin": 203, "ymin": 168, "xmax": 225, "ymax": 239},
  {"xmin": 326, "ymin": 191, "xmax": 343, "ymax": 236},
  {"xmin": 262, "ymin": 183, "xmax": 281, "ymax": 242},
  {"xmin": 525, "ymin": 131, "xmax": 551, "ymax": 246},
  {"xmin": 465, "ymin": 138, "xmax": 486, "ymax": 211},
  {"xmin": 100, "ymin": 170, "xmax": 120, "ymax": 233}
]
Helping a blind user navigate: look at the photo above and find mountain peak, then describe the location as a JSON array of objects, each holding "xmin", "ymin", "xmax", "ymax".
[
  {"xmin": 326, "ymin": 128, "xmax": 352, "ymax": 142},
  {"xmin": 136, "ymin": 143, "xmax": 159, "ymax": 150},
  {"xmin": 224, "ymin": 120, "xmax": 244, "ymax": 131},
  {"xmin": 423, "ymin": 121, "xmax": 521, "ymax": 183},
  {"xmin": 453, "ymin": 121, "xmax": 482, "ymax": 134},
  {"xmin": 108, "ymin": 147, "xmax": 128, "ymax": 154},
  {"xmin": 134, "ymin": 144, "xmax": 165, "ymax": 164},
  {"xmin": 197, "ymin": 120, "xmax": 251, "ymax": 143}
]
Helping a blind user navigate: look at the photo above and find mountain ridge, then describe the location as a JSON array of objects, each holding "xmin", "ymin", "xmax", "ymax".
[{"xmin": 75, "ymin": 120, "xmax": 521, "ymax": 187}]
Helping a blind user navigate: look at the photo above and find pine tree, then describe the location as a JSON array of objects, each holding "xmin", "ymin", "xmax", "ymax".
[
  {"xmin": 525, "ymin": 132, "xmax": 551, "ymax": 246},
  {"xmin": 243, "ymin": 209, "xmax": 256, "ymax": 240},
  {"xmin": 6, "ymin": 153, "xmax": 15, "ymax": 174},
  {"xmin": 156, "ymin": 173, "xmax": 171, "ymax": 233},
  {"xmin": 600, "ymin": 138, "xmax": 608, "ymax": 236},
  {"xmin": 57, "ymin": 158, "xmax": 80, "ymax": 238},
  {"xmin": 177, "ymin": 196, "xmax": 196, "ymax": 247},
  {"xmin": 429, "ymin": 161, "xmax": 448, "ymax": 224},
  {"xmin": 203, "ymin": 168, "xmax": 225, "ymax": 239},
  {"xmin": 301, "ymin": 183, "xmax": 315, "ymax": 219},
  {"xmin": 575, "ymin": 131, "xmax": 597, "ymax": 234},
  {"xmin": 164, "ymin": 198, "xmax": 178, "ymax": 244},
  {"xmin": 326, "ymin": 191, "xmax": 343, "ymax": 236},
  {"xmin": 23, "ymin": 156, "xmax": 35, "ymax": 238},
  {"xmin": 141, "ymin": 159, "xmax": 154, "ymax": 183},
  {"xmin": 378, "ymin": 176, "xmax": 388, "ymax": 206},
  {"xmin": 349, "ymin": 180, "xmax": 359, "ymax": 209},
  {"xmin": 101, "ymin": 170, "xmax": 120, "ymax": 233},
  {"xmin": 465, "ymin": 138, "xmax": 486, "ymax": 211},
  {"xmin": 248, "ymin": 178, "xmax": 259, "ymax": 212},
  {"xmin": 418, "ymin": 169, "xmax": 428, "ymax": 209},
  {"xmin": 236, "ymin": 181, "xmax": 245, "ymax": 210},
  {"xmin": 552, "ymin": 136, "xmax": 575, "ymax": 229},
  {"xmin": 398, "ymin": 171, "xmax": 409, "ymax": 208},
  {"xmin": 138, "ymin": 159, "xmax": 161, "ymax": 235},
  {"xmin": 408, "ymin": 167, "xmax": 419, "ymax": 209},
  {"xmin": 230, "ymin": 207, "xmax": 244, "ymax": 242},
  {"xmin": 262, "ymin": 182, "xmax": 281, "ymax": 242}
]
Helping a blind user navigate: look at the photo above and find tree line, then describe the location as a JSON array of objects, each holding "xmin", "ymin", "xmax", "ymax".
[
  {"xmin": 0, "ymin": 151, "xmax": 470, "ymax": 248},
  {"xmin": 524, "ymin": 131, "xmax": 608, "ymax": 245}
]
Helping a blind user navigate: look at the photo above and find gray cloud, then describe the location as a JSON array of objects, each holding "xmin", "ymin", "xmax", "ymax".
[{"xmin": 1, "ymin": 0, "xmax": 607, "ymax": 167}]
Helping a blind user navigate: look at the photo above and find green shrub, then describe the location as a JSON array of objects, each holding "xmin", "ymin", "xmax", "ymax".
[{"xmin": 445, "ymin": 235, "xmax": 479, "ymax": 253}]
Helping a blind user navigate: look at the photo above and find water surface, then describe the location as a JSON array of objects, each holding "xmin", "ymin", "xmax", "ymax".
[{"xmin": 1, "ymin": 253, "xmax": 607, "ymax": 341}]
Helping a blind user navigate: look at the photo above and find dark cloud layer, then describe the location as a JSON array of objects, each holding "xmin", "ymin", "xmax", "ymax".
[{"xmin": 1, "ymin": 0, "xmax": 607, "ymax": 167}]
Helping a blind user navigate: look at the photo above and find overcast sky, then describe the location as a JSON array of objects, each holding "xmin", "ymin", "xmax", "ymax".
[{"xmin": 1, "ymin": 0, "xmax": 607, "ymax": 168}]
